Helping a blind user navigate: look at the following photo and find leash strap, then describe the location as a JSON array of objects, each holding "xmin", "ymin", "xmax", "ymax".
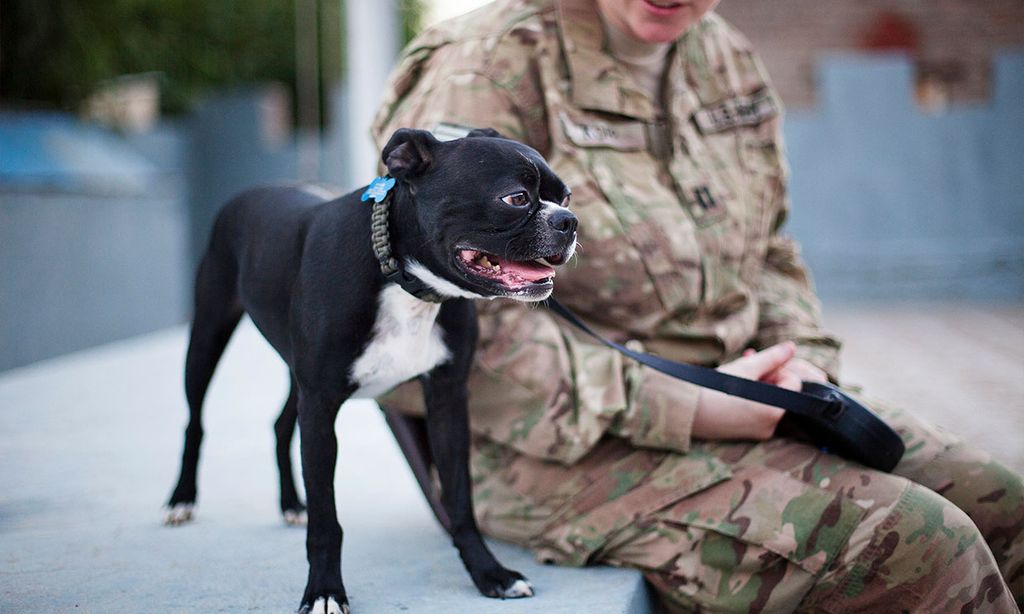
[
  {"xmin": 543, "ymin": 296, "xmax": 905, "ymax": 471},
  {"xmin": 543, "ymin": 297, "xmax": 839, "ymax": 418}
]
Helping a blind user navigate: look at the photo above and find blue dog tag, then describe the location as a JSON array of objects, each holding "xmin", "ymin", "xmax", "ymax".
[{"xmin": 361, "ymin": 176, "xmax": 396, "ymax": 203}]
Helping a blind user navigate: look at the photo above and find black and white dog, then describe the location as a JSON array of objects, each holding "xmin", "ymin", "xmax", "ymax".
[{"xmin": 164, "ymin": 128, "xmax": 577, "ymax": 613}]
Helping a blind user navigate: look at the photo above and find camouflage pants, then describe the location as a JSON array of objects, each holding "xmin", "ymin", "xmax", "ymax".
[{"xmin": 476, "ymin": 402, "xmax": 1024, "ymax": 613}]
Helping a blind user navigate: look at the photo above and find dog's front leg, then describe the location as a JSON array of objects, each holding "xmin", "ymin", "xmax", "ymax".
[
  {"xmin": 297, "ymin": 388, "xmax": 349, "ymax": 614},
  {"xmin": 422, "ymin": 303, "xmax": 533, "ymax": 600}
]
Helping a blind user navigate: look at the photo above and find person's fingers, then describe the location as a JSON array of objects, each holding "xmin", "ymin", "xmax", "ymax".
[
  {"xmin": 787, "ymin": 358, "xmax": 829, "ymax": 384},
  {"xmin": 743, "ymin": 348, "xmax": 755, "ymax": 357},
  {"xmin": 722, "ymin": 341, "xmax": 795, "ymax": 379},
  {"xmin": 772, "ymin": 366, "xmax": 803, "ymax": 391}
]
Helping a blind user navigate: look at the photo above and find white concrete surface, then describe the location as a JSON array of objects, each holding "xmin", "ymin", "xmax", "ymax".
[
  {"xmin": 825, "ymin": 301, "xmax": 1024, "ymax": 474},
  {"xmin": 2, "ymin": 301, "xmax": 1021, "ymax": 612},
  {"xmin": 0, "ymin": 321, "xmax": 651, "ymax": 613}
]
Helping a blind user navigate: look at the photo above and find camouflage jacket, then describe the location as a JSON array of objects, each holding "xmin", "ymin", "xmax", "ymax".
[{"xmin": 372, "ymin": 0, "xmax": 842, "ymax": 564}]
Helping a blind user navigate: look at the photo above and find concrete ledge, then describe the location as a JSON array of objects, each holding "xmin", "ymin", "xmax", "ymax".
[{"xmin": 0, "ymin": 321, "xmax": 654, "ymax": 613}]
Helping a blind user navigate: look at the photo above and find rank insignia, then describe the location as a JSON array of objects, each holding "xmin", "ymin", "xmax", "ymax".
[{"xmin": 694, "ymin": 186, "xmax": 717, "ymax": 210}]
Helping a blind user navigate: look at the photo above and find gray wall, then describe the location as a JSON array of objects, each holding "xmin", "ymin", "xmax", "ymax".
[
  {"xmin": 0, "ymin": 86, "xmax": 352, "ymax": 372},
  {"xmin": 186, "ymin": 88, "xmax": 299, "ymax": 270},
  {"xmin": 0, "ymin": 116, "xmax": 191, "ymax": 373},
  {"xmin": 784, "ymin": 52, "xmax": 1024, "ymax": 299},
  {"xmin": 0, "ymin": 190, "xmax": 189, "ymax": 372}
]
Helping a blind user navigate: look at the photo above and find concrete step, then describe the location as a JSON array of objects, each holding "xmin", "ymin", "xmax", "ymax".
[{"xmin": 0, "ymin": 320, "xmax": 655, "ymax": 613}]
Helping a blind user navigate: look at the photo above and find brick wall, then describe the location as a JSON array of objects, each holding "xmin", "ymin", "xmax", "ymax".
[{"xmin": 714, "ymin": 0, "xmax": 1024, "ymax": 109}]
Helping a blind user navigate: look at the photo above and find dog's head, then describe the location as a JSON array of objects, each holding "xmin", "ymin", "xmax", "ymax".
[{"xmin": 382, "ymin": 128, "xmax": 577, "ymax": 302}]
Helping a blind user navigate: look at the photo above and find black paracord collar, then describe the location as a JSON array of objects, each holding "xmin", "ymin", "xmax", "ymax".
[{"xmin": 366, "ymin": 177, "xmax": 445, "ymax": 303}]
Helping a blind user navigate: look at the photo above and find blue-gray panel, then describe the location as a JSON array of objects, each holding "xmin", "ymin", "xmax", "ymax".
[
  {"xmin": 783, "ymin": 51, "xmax": 1024, "ymax": 299},
  {"xmin": 0, "ymin": 192, "xmax": 189, "ymax": 371}
]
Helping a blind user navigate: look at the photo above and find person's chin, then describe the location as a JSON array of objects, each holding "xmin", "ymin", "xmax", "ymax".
[
  {"xmin": 627, "ymin": 0, "xmax": 705, "ymax": 43},
  {"xmin": 629, "ymin": 16, "xmax": 698, "ymax": 43}
]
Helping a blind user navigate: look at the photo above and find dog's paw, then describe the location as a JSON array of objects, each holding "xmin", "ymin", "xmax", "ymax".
[
  {"xmin": 163, "ymin": 502, "xmax": 195, "ymax": 526},
  {"xmin": 473, "ymin": 566, "xmax": 534, "ymax": 599},
  {"xmin": 283, "ymin": 508, "xmax": 308, "ymax": 527},
  {"xmin": 500, "ymin": 578, "xmax": 534, "ymax": 598},
  {"xmin": 298, "ymin": 596, "xmax": 348, "ymax": 614}
]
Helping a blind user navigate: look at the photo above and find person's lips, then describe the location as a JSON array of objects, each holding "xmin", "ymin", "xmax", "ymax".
[{"xmin": 641, "ymin": 0, "xmax": 686, "ymax": 17}]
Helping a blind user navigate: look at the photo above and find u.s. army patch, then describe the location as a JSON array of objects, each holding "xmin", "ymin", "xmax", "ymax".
[{"xmin": 692, "ymin": 89, "xmax": 778, "ymax": 134}]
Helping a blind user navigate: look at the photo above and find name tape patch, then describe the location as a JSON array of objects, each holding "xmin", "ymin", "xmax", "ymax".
[{"xmin": 560, "ymin": 112, "xmax": 646, "ymax": 151}]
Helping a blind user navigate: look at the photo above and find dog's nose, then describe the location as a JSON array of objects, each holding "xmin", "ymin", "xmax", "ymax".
[{"xmin": 548, "ymin": 208, "xmax": 578, "ymax": 235}]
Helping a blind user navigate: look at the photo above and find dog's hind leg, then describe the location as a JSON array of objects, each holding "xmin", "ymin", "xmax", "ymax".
[
  {"xmin": 276, "ymin": 376, "xmax": 307, "ymax": 525},
  {"xmin": 165, "ymin": 251, "xmax": 243, "ymax": 526}
]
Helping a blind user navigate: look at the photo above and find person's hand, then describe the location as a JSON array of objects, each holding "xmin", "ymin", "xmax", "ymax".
[
  {"xmin": 742, "ymin": 352, "xmax": 829, "ymax": 388},
  {"xmin": 777, "ymin": 357, "xmax": 829, "ymax": 385},
  {"xmin": 691, "ymin": 342, "xmax": 800, "ymax": 441}
]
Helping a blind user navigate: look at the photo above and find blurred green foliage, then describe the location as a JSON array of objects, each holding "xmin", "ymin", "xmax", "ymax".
[
  {"xmin": 399, "ymin": 0, "xmax": 427, "ymax": 50},
  {"xmin": 1, "ymin": 0, "xmax": 298, "ymax": 114},
  {"xmin": 0, "ymin": 0, "xmax": 424, "ymax": 116}
]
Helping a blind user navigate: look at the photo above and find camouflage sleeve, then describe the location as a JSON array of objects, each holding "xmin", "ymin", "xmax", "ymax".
[
  {"xmin": 753, "ymin": 146, "xmax": 843, "ymax": 379},
  {"xmin": 372, "ymin": 52, "xmax": 701, "ymax": 464},
  {"xmin": 372, "ymin": 39, "xmax": 534, "ymax": 150},
  {"xmin": 466, "ymin": 301, "xmax": 699, "ymax": 465},
  {"xmin": 710, "ymin": 21, "xmax": 843, "ymax": 378}
]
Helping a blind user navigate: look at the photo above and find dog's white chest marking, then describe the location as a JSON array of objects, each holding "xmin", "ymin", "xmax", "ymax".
[{"xmin": 349, "ymin": 284, "xmax": 450, "ymax": 398}]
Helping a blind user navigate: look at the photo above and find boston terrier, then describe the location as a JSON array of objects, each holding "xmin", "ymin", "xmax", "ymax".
[{"xmin": 164, "ymin": 128, "xmax": 578, "ymax": 613}]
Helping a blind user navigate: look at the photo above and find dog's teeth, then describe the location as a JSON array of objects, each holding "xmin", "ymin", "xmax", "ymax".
[
  {"xmin": 493, "ymin": 264, "xmax": 501, "ymax": 272},
  {"xmin": 480, "ymin": 256, "xmax": 493, "ymax": 268},
  {"xmin": 535, "ymin": 258, "xmax": 553, "ymax": 267}
]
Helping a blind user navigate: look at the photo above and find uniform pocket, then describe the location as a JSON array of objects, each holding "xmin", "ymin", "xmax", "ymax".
[
  {"xmin": 575, "ymin": 148, "xmax": 705, "ymax": 323},
  {"xmin": 532, "ymin": 447, "xmax": 733, "ymax": 566}
]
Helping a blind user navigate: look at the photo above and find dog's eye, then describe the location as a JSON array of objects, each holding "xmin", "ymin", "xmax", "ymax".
[{"xmin": 501, "ymin": 192, "xmax": 530, "ymax": 207}]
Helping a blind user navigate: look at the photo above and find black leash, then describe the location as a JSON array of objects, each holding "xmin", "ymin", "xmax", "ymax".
[{"xmin": 543, "ymin": 296, "xmax": 905, "ymax": 472}]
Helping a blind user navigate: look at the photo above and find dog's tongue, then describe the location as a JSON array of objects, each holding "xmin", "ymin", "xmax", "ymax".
[{"xmin": 496, "ymin": 257, "xmax": 554, "ymax": 282}]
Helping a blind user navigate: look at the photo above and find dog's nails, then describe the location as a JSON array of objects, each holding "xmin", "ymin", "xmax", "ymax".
[
  {"xmin": 163, "ymin": 503, "xmax": 194, "ymax": 526},
  {"xmin": 326, "ymin": 598, "xmax": 345, "ymax": 614},
  {"xmin": 501, "ymin": 579, "xmax": 534, "ymax": 598},
  {"xmin": 283, "ymin": 509, "xmax": 308, "ymax": 526},
  {"xmin": 308, "ymin": 596, "xmax": 345, "ymax": 614}
]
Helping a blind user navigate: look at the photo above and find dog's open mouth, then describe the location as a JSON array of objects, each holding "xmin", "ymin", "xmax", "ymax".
[{"xmin": 456, "ymin": 249, "xmax": 562, "ymax": 291}]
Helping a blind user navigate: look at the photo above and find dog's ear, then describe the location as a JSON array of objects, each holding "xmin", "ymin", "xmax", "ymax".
[
  {"xmin": 382, "ymin": 128, "xmax": 440, "ymax": 179},
  {"xmin": 466, "ymin": 127, "xmax": 503, "ymax": 139}
]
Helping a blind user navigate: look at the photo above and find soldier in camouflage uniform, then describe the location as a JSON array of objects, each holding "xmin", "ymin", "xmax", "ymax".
[{"xmin": 370, "ymin": 0, "xmax": 1024, "ymax": 611}]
